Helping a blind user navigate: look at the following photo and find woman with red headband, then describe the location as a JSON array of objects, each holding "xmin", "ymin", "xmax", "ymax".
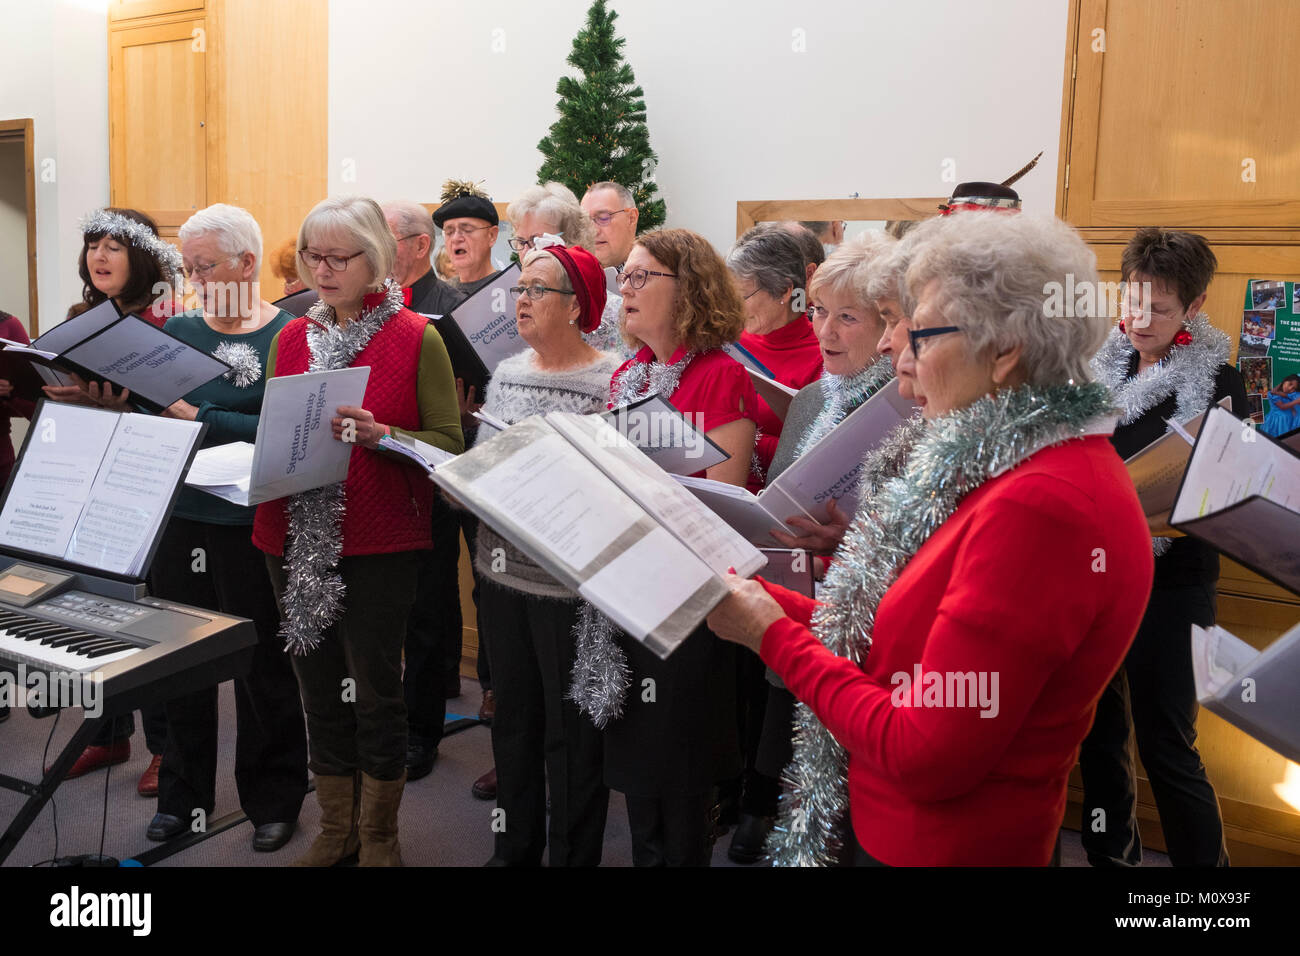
[{"xmin": 475, "ymin": 242, "xmax": 620, "ymax": 866}]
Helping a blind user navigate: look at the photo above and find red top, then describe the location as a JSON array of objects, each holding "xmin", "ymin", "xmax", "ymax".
[
  {"xmin": 253, "ymin": 306, "xmax": 433, "ymax": 557},
  {"xmin": 758, "ymin": 436, "xmax": 1154, "ymax": 865},
  {"xmin": 739, "ymin": 317, "xmax": 823, "ymax": 475},
  {"xmin": 610, "ymin": 345, "xmax": 760, "ymax": 482}
]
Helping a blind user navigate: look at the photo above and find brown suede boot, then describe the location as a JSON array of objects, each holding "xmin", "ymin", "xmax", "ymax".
[
  {"xmin": 358, "ymin": 771, "xmax": 406, "ymax": 867},
  {"xmin": 293, "ymin": 772, "xmax": 360, "ymax": 867}
]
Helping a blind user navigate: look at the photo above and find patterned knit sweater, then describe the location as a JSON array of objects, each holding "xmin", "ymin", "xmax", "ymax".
[{"xmin": 474, "ymin": 348, "xmax": 621, "ymax": 599}]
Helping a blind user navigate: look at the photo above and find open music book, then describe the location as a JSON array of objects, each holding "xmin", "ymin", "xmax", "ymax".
[
  {"xmin": 723, "ymin": 341, "xmax": 775, "ymax": 379},
  {"xmin": 675, "ymin": 377, "xmax": 918, "ymax": 544},
  {"xmin": 429, "ymin": 411, "xmax": 766, "ymax": 658},
  {"xmin": 0, "ymin": 401, "xmax": 205, "ymax": 579},
  {"xmin": 1124, "ymin": 398, "xmax": 1230, "ymax": 525},
  {"xmin": 183, "ymin": 367, "xmax": 370, "ymax": 506},
  {"xmin": 1191, "ymin": 623, "xmax": 1300, "ymax": 765},
  {"xmin": 745, "ymin": 367, "xmax": 800, "ymax": 422},
  {"xmin": 2, "ymin": 299, "xmax": 230, "ymax": 412},
  {"xmin": 1171, "ymin": 405, "xmax": 1300, "ymax": 596}
]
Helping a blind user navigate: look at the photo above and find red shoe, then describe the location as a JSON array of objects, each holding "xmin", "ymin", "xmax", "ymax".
[
  {"xmin": 137, "ymin": 754, "xmax": 162, "ymax": 797},
  {"xmin": 60, "ymin": 739, "xmax": 131, "ymax": 780}
]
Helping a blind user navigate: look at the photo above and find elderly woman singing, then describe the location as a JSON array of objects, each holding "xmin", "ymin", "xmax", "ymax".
[{"xmin": 708, "ymin": 213, "xmax": 1156, "ymax": 866}]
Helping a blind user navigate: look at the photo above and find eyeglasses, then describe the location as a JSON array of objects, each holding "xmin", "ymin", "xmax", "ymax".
[
  {"xmin": 508, "ymin": 234, "xmax": 556, "ymax": 254},
  {"xmin": 183, "ymin": 256, "xmax": 238, "ymax": 278},
  {"xmin": 394, "ymin": 233, "xmax": 424, "ymax": 244},
  {"xmin": 908, "ymin": 325, "xmax": 963, "ymax": 357},
  {"xmin": 299, "ymin": 249, "xmax": 366, "ymax": 271},
  {"xmin": 441, "ymin": 223, "xmax": 492, "ymax": 239},
  {"xmin": 590, "ymin": 208, "xmax": 632, "ymax": 227},
  {"xmin": 616, "ymin": 268, "xmax": 678, "ymax": 290},
  {"xmin": 741, "ymin": 286, "xmax": 763, "ymax": 301},
  {"xmin": 508, "ymin": 284, "xmax": 576, "ymax": 302}
]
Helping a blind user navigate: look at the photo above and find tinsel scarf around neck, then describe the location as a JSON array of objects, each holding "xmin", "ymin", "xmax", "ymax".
[
  {"xmin": 767, "ymin": 380, "xmax": 1116, "ymax": 867},
  {"xmin": 278, "ymin": 279, "xmax": 404, "ymax": 655},
  {"xmin": 1090, "ymin": 313, "xmax": 1229, "ymax": 427},
  {"xmin": 794, "ymin": 355, "xmax": 895, "ymax": 459}
]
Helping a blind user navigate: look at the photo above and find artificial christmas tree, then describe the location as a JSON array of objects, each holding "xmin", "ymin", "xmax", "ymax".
[{"xmin": 536, "ymin": 0, "xmax": 666, "ymax": 232}]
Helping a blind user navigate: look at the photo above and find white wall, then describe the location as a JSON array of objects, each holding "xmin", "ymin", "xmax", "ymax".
[
  {"xmin": 329, "ymin": 0, "xmax": 1070, "ymax": 251},
  {"xmin": 0, "ymin": 0, "xmax": 110, "ymax": 332}
]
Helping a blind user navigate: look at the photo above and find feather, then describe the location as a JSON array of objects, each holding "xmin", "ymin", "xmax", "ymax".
[
  {"xmin": 1001, "ymin": 150, "xmax": 1044, "ymax": 187},
  {"xmin": 439, "ymin": 178, "xmax": 490, "ymax": 203}
]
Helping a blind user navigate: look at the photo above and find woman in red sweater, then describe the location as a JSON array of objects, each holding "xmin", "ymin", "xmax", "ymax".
[
  {"xmin": 727, "ymin": 225, "xmax": 824, "ymax": 478},
  {"xmin": 708, "ymin": 212, "xmax": 1155, "ymax": 866}
]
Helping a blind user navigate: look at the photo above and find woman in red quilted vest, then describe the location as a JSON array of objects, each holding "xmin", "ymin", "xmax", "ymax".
[{"xmin": 253, "ymin": 196, "xmax": 463, "ymax": 866}]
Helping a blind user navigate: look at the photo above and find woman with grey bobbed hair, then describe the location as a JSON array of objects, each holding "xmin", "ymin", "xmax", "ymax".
[
  {"xmin": 727, "ymin": 225, "xmax": 824, "ymax": 477},
  {"xmin": 709, "ymin": 213, "xmax": 1156, "ymax": 866},
  {"xmin": 506, "ymin": 182, "xmax": 625, "ymax": 354},
  {"xmin": 252, "ymin": 196, "xmax": 464, "ymax": 866}
]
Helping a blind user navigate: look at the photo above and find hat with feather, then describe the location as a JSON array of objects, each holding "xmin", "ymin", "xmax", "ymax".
[
  {"xmin": 939, "ymin": 151, "xmax": 1043, "ymax": 216},
  {"xmin": 432, "ymin": 179, "xmax": 498, "ymax": 228}
]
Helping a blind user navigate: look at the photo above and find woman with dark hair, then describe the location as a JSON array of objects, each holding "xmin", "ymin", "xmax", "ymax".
[
  {"xmin": 41, "ymin": 207, "xmax": 185, "ymax": 793},
  {"xmin": 571, "ymin": 228, "xmax": 757, "ymax": 866},
  {"xmin": 1079, "ymin": 228, "xmax": 1249, "ymax": 868}
]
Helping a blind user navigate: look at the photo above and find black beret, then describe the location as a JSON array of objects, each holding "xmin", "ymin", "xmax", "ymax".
[{"xmin": 433, "ymin": 195, "xmax": 498, "ymax": 227}]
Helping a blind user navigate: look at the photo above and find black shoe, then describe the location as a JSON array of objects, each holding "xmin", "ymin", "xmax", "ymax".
[
  {"xmin": 483, "ymin": 855, "xmax": 509, "ymax": 866},
  {"xmin": 727, "ymin": 813, "xmax": 774, "ymax": 864},
  {"xmin": 405, "ymin": 740, "xmax": 438, "ymax": 782},
  {"xmin": 0, "ymin": 699, "xmax": 9, "ymax": 723},
  {"xmin": 146, "ymin": 813, "xmax": 186, "ymax": 842},
  {"xmin": 252, "ymin": 821, "xmax": 295, "ymax": 852}
]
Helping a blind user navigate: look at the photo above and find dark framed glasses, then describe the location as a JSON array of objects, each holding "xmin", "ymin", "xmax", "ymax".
[
  {"xmin": 908, "ymin": 325, "xmax": 963, "ymax": 357},
  {"xmin": 616, "ymin": 268, "xmax": 678, "ymax": 290}
]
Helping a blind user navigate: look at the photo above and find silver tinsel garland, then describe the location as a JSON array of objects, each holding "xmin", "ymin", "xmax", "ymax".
[
  {"xmin": 1090, "ymin": 314, "xmax": 1228, "ymax": 558},
  {"xmin": 794, "ymin": 354, "xmax": 896, "ymax": 460},
  {"xmin": 279, "ymin": 279, "xmax": 404, "ymax": 655},
  {"xmin": 570, "ymin": 349, "xmax": 701, "ymax": 718},
  {"xmin": 213, "ymin": 340, "xmax": 263, "ymax": 388},
  {"xmin": 767, "ymin": 381, "xmax": 1116, "ymax": 866},
  {"xmin": 80, "ymin": 208, "xmax": 184, "ymax": 284}
]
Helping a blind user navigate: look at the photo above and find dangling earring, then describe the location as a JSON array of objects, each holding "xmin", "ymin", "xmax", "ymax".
[
  {"xmin": 1173, "ymin": 325, "xmax": 1193, "ymax": 346},
  {"xmin": 1118, "ymin": 318, "xmax": 1126, "ymax": 333}
]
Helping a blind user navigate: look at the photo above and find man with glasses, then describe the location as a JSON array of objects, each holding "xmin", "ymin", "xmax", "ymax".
[
  {"xmin": 581, "ymin": 181, "xmax": 639, "ymax": 271},
  {"xmin": 383, "ymin": 200, "xmax": 463, "ymax": 319},
  {"xmin": 433, "ymin": 183, "xmax": 503, "ymax": 294}
]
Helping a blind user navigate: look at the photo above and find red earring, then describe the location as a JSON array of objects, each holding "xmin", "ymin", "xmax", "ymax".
[
  {"xmin": 1173, "ymin": 326, "xmax": 1193, "ymax": 346},
  {"xmin": 1118, "ymin": 319, "xmax": 1126, "ymax": 333}
]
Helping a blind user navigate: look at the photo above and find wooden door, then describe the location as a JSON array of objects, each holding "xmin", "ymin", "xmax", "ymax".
[
  {"xmin": 108, "ymin": 19, "xmax": 208, "ymax": 231},
  {"xmin": 1060, "ymin": 0, "xmax": 1300, "ymax": 231},
  {"xmin": 109, "ymin": 0, "xmax": 205, "ymax": 23}
]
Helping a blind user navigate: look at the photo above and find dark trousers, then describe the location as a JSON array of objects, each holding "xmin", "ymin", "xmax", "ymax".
[
  {"xmin": 91, "ymin": 706, "xmax": 167, "ymax": 752},
  {"xmin": 1079, "ymin": 583, "xmax": 1229, "ymax": 867},
  {"xmin": 149, "ymin": 519, "xmax": 307, "ymax": 826},
  {"xmin": 625, "ymin": 791, "xmax": 716, "ymax": 866},
  {"xmin": 478, "ymin": 579, "xmax": 607, "ymax": 865},
  {"xmin": 723, "ymin": 653, "xmax": 780, "ymax": 817},
  {"xmin": 267, "ymin": 551, "xmax": 419, "ymax": 781},
  {"xmin": 403, "ymin": 497, "xmax": 467, "ymax": 747}
]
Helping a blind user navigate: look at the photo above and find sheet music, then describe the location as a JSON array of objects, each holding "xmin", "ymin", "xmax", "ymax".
[
  {"xmin": 599, "ymin": 394, "xmax": 729, "ymax": 475},
  {"xmin": 1172, "ymin": 406, "xmax": 1300, "ymax": 524},
  {"xmin": 66, "ymin": 414, "xmax": 202, "ymax": 576},
  {"xmin": 1127, "ymin": 400, "xmax": 1227, "ymax": 520},
  {"xmin": 545, "ymin": 412, "xmax": 764, "ymax": 577},
  {"xmin": 185, "ymin": 442, "xmax": 256, "ymax": 486},
  {"xmin": 0, "ymin": 404, "xmax": 117, "ymax": 556}
]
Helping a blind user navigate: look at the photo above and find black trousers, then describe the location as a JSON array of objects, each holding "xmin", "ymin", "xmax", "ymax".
[
  {"xmin": 267, "ymin": 551, "xmax": 419, "ymax": 781},
  {"xmin": 149, "ymin": 519, "xmax": 307, "ymax": 826},
  {"xmin": 1079, "ymin": 582, "xmax": 1229, "ymax": 867},
  {"xmin": 722, "ymin": 653, "xmax": 781, "ymax": 817},
  {"xmin": 478, "ymin": 579, "xmax": 607, "ymax": 865},
  {"xmin": 91, "ymin": 705, "xmax": 167, "ymax": 752},
  {"xmin": 625, "ymin": 791, "xmax": 716, "ymax": 867},
  {"xmin": 403, "ymin": 496, "xmax": 467, "ymax": 748}
]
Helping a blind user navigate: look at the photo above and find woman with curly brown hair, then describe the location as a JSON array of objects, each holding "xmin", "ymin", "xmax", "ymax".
[{"xmin": 571, "ymin": 228, "xmax": 758, "ymax": 865}]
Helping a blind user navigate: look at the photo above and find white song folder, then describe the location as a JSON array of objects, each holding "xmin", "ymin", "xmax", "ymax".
[{"xmin": 184, "ymin": 367, "xmax": 370, "ymax": 506}]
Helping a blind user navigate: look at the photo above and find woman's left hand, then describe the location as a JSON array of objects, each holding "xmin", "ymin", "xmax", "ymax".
[
  {"xmin": 707, "ymin": 573, "xmax": 787, "ymax": 655},
  {"xmin": 333, "ymin": 405, "xmax": 388, "ymax": 449}
]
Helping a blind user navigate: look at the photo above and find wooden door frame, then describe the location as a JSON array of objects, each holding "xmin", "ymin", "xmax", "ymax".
[{"xmin": 0, "ymin": 118, "xmax": 39, "ymax": 335}]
